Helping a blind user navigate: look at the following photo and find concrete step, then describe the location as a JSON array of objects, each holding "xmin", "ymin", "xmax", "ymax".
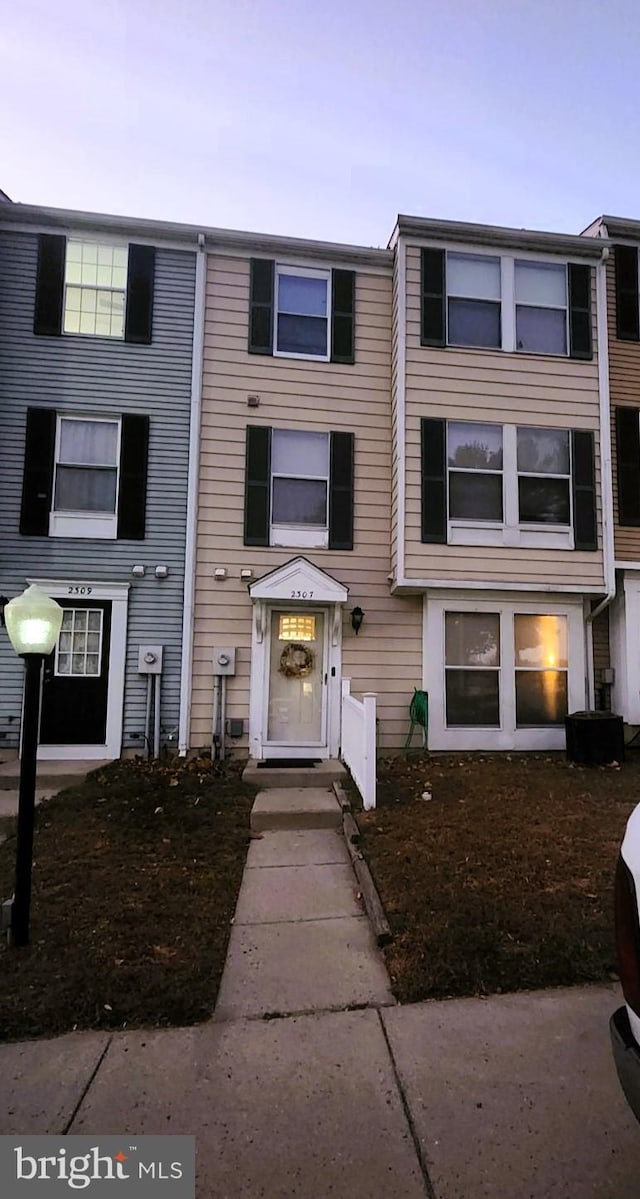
[
  {"xmin": 242, "ymin": 759, "xmax": 347, "ymax": 790},
  {"xmin": 0, "ymin": 760, "xmax": 111, "ymax": 791},
  {"xmin": 251, "ymin": 788, "xmax": 342, "ymax": 832}
]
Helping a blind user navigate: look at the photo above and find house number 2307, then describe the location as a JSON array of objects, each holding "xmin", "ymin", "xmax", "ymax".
[
  {"xmin": 290, "ymin": 590, "xmax": 313, "ymax": 599},
  {"xmin": 67, "ymin": 586, "xmax": 93, "ymax": 595}
]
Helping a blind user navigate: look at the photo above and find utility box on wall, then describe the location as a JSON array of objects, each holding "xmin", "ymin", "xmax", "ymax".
[
  {"xmin": 138, "ymin": 645, "xmax": 164, "ymax": 674},
  {"xmin": 212, "ymin": 647, "xmax": 236, "ymax": 676}
]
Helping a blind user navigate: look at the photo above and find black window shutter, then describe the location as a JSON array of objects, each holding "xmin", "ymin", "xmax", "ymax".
[
  {"xmin": 568, "ymin": 264, "xmax": 592, "ymax": 360},
  {"xmin": 117, "ymin": 414, "xmax": 149, "ymax": 539},
  {"xmin": 124, "ymin": 245, "xmax": 155, "ymax": 344},
  {"xmin": 244, "ymin": 425, "xmax": 271, "ymax": 545},
  {"xmin": 616, "ymin": 406, "xmax": 640, "ymax": 526},
  {"xmin": 20, "ymin": 408, "xmax": 56, "ymax": 535},
  {"xmin": 331, "ymin": 270, "xmax": 355, "ymax": 364},
  {"xmin": 34, "ymin": 234, "xmax": 65, "ymax": 337},
  {"xmin": 421, "ymin": 418, "xmax": 447, "ymax": 543},
  {"xmin": 421, "ymin": 249, "xmax": 446, "ymax": 347},
  {"xmin": 329, "ymin": 431, "xmax": 354, "ymax": 549},
  {"xmin": 615, "ymin": 245, "xmax": 640, "ymax": 341},
  {"xmin": 571, "ymin": 429, "xmax": 597, "ymax": 551},
  {"xmin": 249, "ymin": 259, "xmax": 274, "ymax": 354}
]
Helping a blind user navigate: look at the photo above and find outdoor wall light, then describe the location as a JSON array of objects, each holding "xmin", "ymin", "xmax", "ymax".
[
  {"xmin": 3, "ymin": 585, "xmax": 63, "ymax": 948},
  {"xmin": 350, "ymin": 606, "xmax": 365, "ymax": 635}
]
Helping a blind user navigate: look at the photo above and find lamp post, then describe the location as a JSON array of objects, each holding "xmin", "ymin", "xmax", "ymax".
[{"xmin": 4, "ymin": 585, "xmax": 63, "ymax": 947}]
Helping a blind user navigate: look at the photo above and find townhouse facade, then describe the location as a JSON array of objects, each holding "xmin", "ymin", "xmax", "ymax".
[
  {"xmin": 2, "ymin": 197, "xmax": 637, "ymax": 761},
  {"xmin": 0, "ymin": 204, "xmax": 203, "ymax": 759}
]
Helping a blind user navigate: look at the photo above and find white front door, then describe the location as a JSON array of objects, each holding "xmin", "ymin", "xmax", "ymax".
[{"xmin": 265, "ymin": 607, "xmax": 328, "ymax": 757}]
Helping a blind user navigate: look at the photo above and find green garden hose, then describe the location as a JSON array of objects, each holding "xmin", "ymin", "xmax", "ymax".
[{"xmin": 404, "ymin": 689, "xmax": 429, "ymax": 756}]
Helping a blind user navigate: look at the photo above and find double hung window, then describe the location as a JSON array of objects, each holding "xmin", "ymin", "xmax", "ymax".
[
  {"xmin": 515, "ymin": 261, "xmax": 567, "ymax": 355},
  {"xmin": 271, "ymin": 429, "xmax": 330, "ymax": 547},
  {"xmin": 63, "ymin": 241, "xmax": 128, "ymax": 338},
  {"xmin": 275, "ymin": 268, "xmax": 330, "ymax": 359},
  {"xmin": 447, "ymin": 253, "xmax": 501, "ymax": 349}
]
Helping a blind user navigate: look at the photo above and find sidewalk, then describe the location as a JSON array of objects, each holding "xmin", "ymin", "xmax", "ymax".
[{"xmin": 2, "ymin": 783, "xmax": 640, "ymax": 1196}]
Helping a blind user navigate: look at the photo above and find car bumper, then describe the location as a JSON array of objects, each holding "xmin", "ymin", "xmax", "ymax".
[{"xmin": 611, "ymin": 1006, "xmax": 640, "ymax": 1122}]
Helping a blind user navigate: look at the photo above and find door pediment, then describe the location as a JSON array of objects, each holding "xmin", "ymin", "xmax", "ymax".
[{"xmin": 249, "ymin": 557, "xmax": 349, "ymax": 603}]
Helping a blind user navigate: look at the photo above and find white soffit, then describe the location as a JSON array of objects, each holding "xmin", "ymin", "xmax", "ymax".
[{"xmin": 249, "ymin": 557, "xmax": 349, "ymax": 603}]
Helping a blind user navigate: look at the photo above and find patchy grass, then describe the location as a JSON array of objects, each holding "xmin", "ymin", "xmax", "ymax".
[
  {"xmin": 0, "ymin": 757, "xmax": 255, "ymax": 1042},
  {"xmin": 357, "ymin": 752, "xmax": 638, "ymax": 1003}
]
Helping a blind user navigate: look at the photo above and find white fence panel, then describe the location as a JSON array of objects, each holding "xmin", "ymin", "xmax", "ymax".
[{"xmin": 340, "ymin": 678, "xmax": 376, "ymax": 810}]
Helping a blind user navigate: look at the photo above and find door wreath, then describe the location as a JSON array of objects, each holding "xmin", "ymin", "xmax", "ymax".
[{"xmin": 279, "ymin": 642, "xmax": 315, "ymax": 679}]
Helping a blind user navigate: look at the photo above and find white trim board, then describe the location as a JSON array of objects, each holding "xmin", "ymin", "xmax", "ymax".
[{"xmin": 28, "ymin": 578, "xmax": 129, "ymax": 761}]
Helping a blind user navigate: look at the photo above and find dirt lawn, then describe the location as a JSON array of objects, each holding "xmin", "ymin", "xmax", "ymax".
[
  {"xmin": 0, "ymin": 757, "xmax": 254, "ymax": 1042},
  {"xmin": 357, "ymin": 752, "xmax": 638, "ymax": 1003}
]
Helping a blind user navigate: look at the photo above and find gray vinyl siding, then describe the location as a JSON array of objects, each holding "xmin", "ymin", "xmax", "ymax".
[{"xmin": 0, "ymin": 229, "xmax": 196, "ymax": 752}]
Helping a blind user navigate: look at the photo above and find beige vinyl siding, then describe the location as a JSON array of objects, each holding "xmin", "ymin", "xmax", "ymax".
[
  {"xmin": 607, "ymin": 255, "xmax": 640, "ymax": 561},
  {"xmin": 192, "ymin": 254, "xmax": 421, "ymax": 752},
  {"xmin": 402, "ymin": 244, "xmax": 605, "ymax": 589}
]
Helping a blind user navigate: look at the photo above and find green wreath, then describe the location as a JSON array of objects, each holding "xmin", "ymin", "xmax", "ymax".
[{"xmin": 279, "ymin": 642, "xmax": 315, "ymax": 679}]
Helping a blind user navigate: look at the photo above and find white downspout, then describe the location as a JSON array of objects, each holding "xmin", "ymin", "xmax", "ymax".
[
  {"xmin": 396, "ymin": 236, "xmax": 407, "ymax": 585},
  {"xmin": 178, "ymin": 232, "xmax": 207, "ymax": 756},
  {"xmin": 586, "ymin": 247, "xmax": 616, "ymax": 705}
]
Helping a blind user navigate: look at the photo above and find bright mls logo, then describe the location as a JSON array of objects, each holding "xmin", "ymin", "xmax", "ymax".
[{"xmin": 0, "ymin": 1136, "xmax": 195, "ymax": 1197}]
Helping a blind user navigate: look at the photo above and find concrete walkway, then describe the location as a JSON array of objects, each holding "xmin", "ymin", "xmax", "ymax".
[{"xmin": 3, "ymin": 784, "xmax": 640, "ymax": 1195}]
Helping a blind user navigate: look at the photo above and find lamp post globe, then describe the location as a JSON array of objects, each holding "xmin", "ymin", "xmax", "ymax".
[
  {"xmin": 4, "ymin": 584, "xmax": 64, "ymax": 657},
  {"xmin": 3, "ymin": 585, "xmax": 63, "ymax": 948}
]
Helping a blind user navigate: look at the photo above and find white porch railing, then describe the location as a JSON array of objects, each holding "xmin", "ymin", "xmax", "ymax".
[{"xmin": 341, "ymin": 679, "xmax": 376, "ymax": 810}]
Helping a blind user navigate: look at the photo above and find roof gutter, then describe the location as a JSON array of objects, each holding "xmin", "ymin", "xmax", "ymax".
[
  {"xmin": 178, "ymin": 232, "xmax": 207, "ymax": 756},
  {"xmin": 396, "ymin": 214, "xmax": 606, "ymax": 259}
]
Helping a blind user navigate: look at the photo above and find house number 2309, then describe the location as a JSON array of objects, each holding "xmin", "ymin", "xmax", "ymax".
[
  {"xmin": 290, "ymin": 590, "xmax": 313, "ymax": 599},
  {"xmin": 67, "ymin": 586, "xmax": 93, "ymax": 596}
]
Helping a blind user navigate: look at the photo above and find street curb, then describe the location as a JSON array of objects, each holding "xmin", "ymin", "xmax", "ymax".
[{"xmin": 333, "ymin": 781, "xmax": 392, "ymax": 947}]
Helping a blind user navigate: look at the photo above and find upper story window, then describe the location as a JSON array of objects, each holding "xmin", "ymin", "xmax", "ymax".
[
  {"xmin": 421, "ymin": 417, "xmax": 597, "ymax": 552},
  {"xmin": 515, "ymin": 262, "xmax": 567, "ymax": 355},
  {"xmin": 20, "ymin": 408, "xmax": 150, "ymax": 541},
  {"xmin": 63, "ymin": 241, "xmax": 128, "ymax": 338},
  {"xmin": 447, "ymin": 254, "xmax": 501, "ymax": 349},
  {"xmin": 275, "ymin": 268, "xmax": 330, "ymax": 358},
  {"xmin": 34, "ymin": 234, "xmax": 155, "ymax": 344},
  {"xmin": 53, "ymin": 416, "xmax": 120, "ymax": 536},
  {"xmin": 248, "ymin": 259, "xmax": 355, "ymax": 364},
  {"xmin": 420, "ymin": 248, "xmax": 592, "ymax": 359},
  {"xmin": 244, "ymin": 424, "xmax": 354, "ymax": 550},
  {"xmin": 271, "ymin": 429, "xmax": 330, "ymax": 547}
]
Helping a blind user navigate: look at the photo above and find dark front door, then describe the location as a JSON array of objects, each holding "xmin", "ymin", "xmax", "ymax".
[{"xmin": 40, "ymin": 601, "xmax": 112, "ymax": 745}]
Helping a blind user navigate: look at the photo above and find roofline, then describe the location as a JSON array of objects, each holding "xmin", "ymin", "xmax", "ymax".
[
  {"xmin": 392, "ymin": 214, "xmax": 607, "ymax": 258},
  {"xmin": 597, "ymin": 215, "xmax": 640, "ymax": 240},
  {"xmin": 0, "ymin": 203, "xmax": 392, "ymax": 268}
]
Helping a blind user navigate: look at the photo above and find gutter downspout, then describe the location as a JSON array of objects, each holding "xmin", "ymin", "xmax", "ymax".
[
  {"xmin": 585, "ymin": 247, "xmax": 616, "ymax": 705},
  {"xmin": 396, "ymin": 236, "xmax": 407, "ymax": 585},
  {"xmin": 178, "ymin": 232, "xmax": 207, "ymax": 756}
]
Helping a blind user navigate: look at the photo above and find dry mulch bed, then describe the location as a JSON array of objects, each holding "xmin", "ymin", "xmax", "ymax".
[
  {"xmin": 357, "ymin": 752, "xmax": 638, "ymax": 1004},
  {"xmin": 0, "ymin": 757, "xmax": 255, "ymax": 1042}
]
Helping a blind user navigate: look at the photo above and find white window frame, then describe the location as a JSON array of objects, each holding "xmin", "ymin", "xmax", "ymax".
[
  {"xmin": 49, "ymin": 414, "xmax": 121, "ymax": 540},
  {"xmin": 445, "ymin": 251, "xmax": 502, "ymax": 351},
  {"xmin": 435, "ymin": 245, "xmax": 586, "ymax": 358},
  {"xmin": 270, "ymin": 429, "xmax": 330, "ymax": 549},
  {"xmin": 63, "ymin": 237, "xmax": 129, "ymax": 341},
  {"xmin": 424, "ymin": 593, "xmax": 585, "ymax": 751},
  {"xmin": 444, "ymin": 610, "xmax": 502, "ymax": 729},
  {"xmin": 514, "ymin": 259, "xmax": 568, "ymax": 357},
  {"xmin": 447, "ymin": 421, "xmax": 574, "ymax": 551},
  {"xmin": 274, "ymin": 264, "xmax": 331, "ymax": 362}
]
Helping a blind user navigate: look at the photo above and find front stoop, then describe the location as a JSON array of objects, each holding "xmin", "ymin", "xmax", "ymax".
[
  {"xmin": 242, "ymin": 759, "xmax": 347, "ymax": 790},
  {"xmin": 250, "ymin": 787, "xmax": 342, "ymax": 832}
]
